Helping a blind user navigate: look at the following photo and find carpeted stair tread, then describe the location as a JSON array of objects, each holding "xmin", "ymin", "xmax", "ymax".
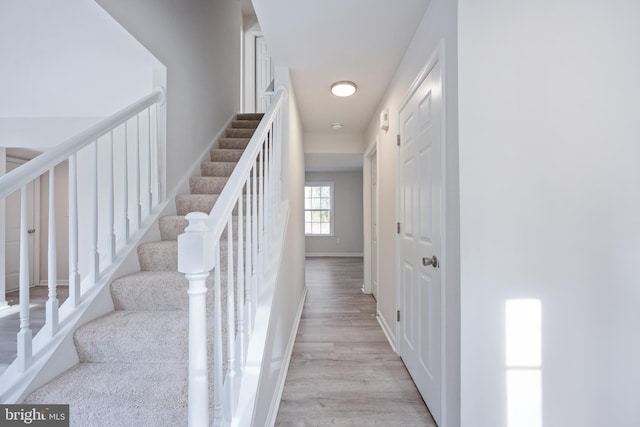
[
  {"xmin": 138, "ymin": 240, "xmax": 237, "ymax": 272},
  {"xmin": 237, "ymin": 113, "xmax": 264, "ymax": 121},
  {"xmin": 111, "ymin": 271, "xmax": 189, "ymax": 310},
  {"xmin": 74, "ymin": 310, "xmax": 189, "ymax": 364},
  {"xmin": 219, "ymin": 137, "xmax": 250, "ymax": 150},
  {"xmin": 25, "ymin": 362, "xmax": 189, "ymax": 426},
  {"xmin": 138, "ymin": 240, "xmax": 178, "ymax": 271},
  {"xmin": 111, "ymin": 271, "xmax": 229, "ymax": 311},
  {"xmin": 159, "ymin": 215, "xmax": 244, "ymax": 242},
  {"xmin": 175, "ymin": 194, "xmax": 218, "ymax": 216},
  {"xmin": 159, "ymin": 215, "xmax": 189, "ymax": 241},
  {"xmin": 189, "ymin": 176, "xmax": 229, "ymax": 195},
  {"xmin": 225, "ymin": 128, "xmax": 254, "ymax": 138},
  {"xmin": 210, "ymin": 148, "xmax": 244, "ymax": 162},
  {"xmin": 201, "ymin": 161, "xmax": 237, "ymax": 177},
  {"xmin": 231, "ymin": 120, "xmax": 260, "ymax": 129}
]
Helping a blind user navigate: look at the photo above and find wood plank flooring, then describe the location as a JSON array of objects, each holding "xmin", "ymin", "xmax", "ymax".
[
  {"xmin": 0, "ymin": 286, "xmax": 69, "ymax": 375},
  {"xmin": 276, "ymin": 257, "xmax": 436, "ymax": 426}
]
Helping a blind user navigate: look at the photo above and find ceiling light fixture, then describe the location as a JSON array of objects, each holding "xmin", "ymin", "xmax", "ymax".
[
  {"xmin": 331, "ymin": 122, "xmax": 344, "ymax": 130},
  {"xmin": 330, "ymin": 81, "xmax": 357, "ymax": 97}
]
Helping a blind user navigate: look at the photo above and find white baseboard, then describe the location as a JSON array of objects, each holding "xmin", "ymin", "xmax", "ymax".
[
  {"xmin": 377, "ymin": 312, "xmax": 397, "ymax": 353},
  {"xmin": 305, "ymin": 253, "xmax": 364, "ymax": 257},
  {"xmin": 267, "ymin": 286, "xmax": 308, "ymax": 427}
]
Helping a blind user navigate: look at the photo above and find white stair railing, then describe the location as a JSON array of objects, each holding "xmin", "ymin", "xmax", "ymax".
[
  {"xmin": 0, "ymin": 88, "xmax": 165, "ymax": 379},
  {"xmin": 178, "ymin": 87, "xmax": 288, "ymax": 426}
]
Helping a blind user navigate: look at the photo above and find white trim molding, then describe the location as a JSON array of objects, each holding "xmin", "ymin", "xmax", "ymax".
[
  {"xmin": 266, "ymin": 286, "xmax": 308, "ymax": 427},
  {"xmin": 377, "ymin": 312, "xmax": 397, "ymax": 353}
]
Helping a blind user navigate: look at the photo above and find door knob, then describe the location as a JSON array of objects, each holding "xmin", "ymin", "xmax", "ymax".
[
  {"xmin": 422, "ymin": 255, "xmax": 438, "ymax": 268},
  {"xmin": 27, "ymin": 229, "xmax": 36, "ymax": 234}
]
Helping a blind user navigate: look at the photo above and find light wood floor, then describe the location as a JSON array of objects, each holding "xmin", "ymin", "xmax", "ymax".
[
  {"xmin": 0, "ymin": 286, "xmax": 69, "ymax": 374},
  {"xmin": 276, "ymin": 257, "xmax": 436, "ymax": 426}
]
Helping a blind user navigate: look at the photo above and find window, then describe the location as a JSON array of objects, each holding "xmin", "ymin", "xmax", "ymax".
[{"xmin": 304, "ymin": 183, "xmax": 333, "ymax": 236}]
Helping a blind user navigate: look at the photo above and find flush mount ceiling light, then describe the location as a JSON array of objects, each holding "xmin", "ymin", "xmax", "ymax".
[
  {"xmin": 331, "ymin": 122, "xmax": 344, "ymax": 130},
  {"xmin": 330, "ymin": 81, "xmax": 357, "ymax": 97}
]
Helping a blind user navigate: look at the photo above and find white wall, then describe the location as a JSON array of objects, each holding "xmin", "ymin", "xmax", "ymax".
[
  {"xmin": 458, "ymin": 1, "xmax": 640, "ymax": 426},
  {"xmin": 305, "ymin": 171, "xmax": 363, "ymax": 256},
  {"xmin": 0, "ymin": 0, "xmax": 161, "ymax": 148},
  {"xmin": 253, "ymin": 68, "xmax": 306, "ymax": 424},
  {"xmin": 97, "ymin": 0, "xmax": 242, "ymax": 192},
  {"xmin": 363, "ymin": 0, "xmax": 460, "ymax": 424},
  {"xmin": 0, "ymin": 118, "xmax": 102, "ymax": 150},
  {"xmin": 304, "ymin": 132, "xmax": 365, "ymax": 154}
]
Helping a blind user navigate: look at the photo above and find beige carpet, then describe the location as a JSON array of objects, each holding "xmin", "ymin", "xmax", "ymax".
[{"xmin": 25, "ymin": 113, "xmax": 263, "ymax": 426}]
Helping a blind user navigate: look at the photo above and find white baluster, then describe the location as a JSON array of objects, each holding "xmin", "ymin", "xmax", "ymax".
[
  {"xmin": 237, "ymin": 185, "xmax": 246, "ymax": 365},
  {"xmin": 270, "ymin": 133, "xmax": 274, "ymax": 234},
  {"xmin": 135, "ymin": 114, "xmax": 142, "ymax": 228},
  {"xmin": 277, "ymin": 111, "xmax": 283, "ymax": 202},
  {"xmin": 91, "ymin": 141, "xmax": 100, "ymax": 283},
  {"xmin": 68, "ymin": 154, "xmax": 81, "ymax": 307},
  {"xmin": 264, "ymin": 136, "xmax": 270, "ymax": 244},
  {"xmin": 17, "ymin": 186, "xmax": 32, "ymax": 372},
  {"xmin": 245, "ymin": 173, "xmax": 253, "ymax": 332},
  {"xmin": 251, "ymin": 159, "xmax": 259, "ymax": 324},
  {"xmin": 45, "ymin": 167, "xmax": 58, "ymax": 337},
  {"xmin": 153, "ymin": 103, "xmax": 162, "ymax": 204},
  {"xmin": 147, "ymin": 107, "xmax": 153, "ymax": 214},
  {"xmin": 226, "ymin": 215, "xmax": 236, "ymax": 422},
  {"xmin": 213, "ymin": 244, "xmax": 223, "ymax": 426},
  {"xmin": 108, "ymin": 131, "xmax": 116, "ymax": 263},
  {"xmin": 123, "ymin": 122, "xmax": 130, "ymax": 242}
]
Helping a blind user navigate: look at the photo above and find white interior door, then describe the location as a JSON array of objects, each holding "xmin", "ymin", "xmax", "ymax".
[
  {"xmin": 5, "ymin": 159, "xmax": 37, "ymax": 292},
  {"xmin": 398, "ymin": 58, "xmax": 443, "ymax": 425},
  {"xmin": 255, "ymin": 35, "xmax": 273, "ymax": 113},
  {"xmin": 371, "ymin": 151, "xmax": 378, "ymax": 301}
]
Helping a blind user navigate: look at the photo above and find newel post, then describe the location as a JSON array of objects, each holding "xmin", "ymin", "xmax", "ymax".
[{"xmin": 178, "ymin": 212, "xmax": 215, "ymax": 427}]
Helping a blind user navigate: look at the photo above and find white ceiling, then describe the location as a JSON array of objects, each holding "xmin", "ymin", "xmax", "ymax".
[{"xmin": 251, "ymin": 0, "xmax": 430, "ymax": 134}]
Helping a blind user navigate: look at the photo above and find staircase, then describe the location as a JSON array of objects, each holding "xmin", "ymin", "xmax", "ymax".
[{"xmin": 24, "ymin": 113, "xmax": 264, "ymax": 426}]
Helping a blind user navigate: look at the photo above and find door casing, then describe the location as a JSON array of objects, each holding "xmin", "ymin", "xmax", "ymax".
[
  {"xmin": 363, "ymin": 139, "xmax": 379, "ymax": 302},
  {"xmin": 395, "ymin": 41, "xmax": 448, "ymax": 426}
]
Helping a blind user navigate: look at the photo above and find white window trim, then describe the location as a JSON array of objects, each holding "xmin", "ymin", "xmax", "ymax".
[{"xmin": 304, "ymin": 181, "xmax": 335, "ymax": 237}]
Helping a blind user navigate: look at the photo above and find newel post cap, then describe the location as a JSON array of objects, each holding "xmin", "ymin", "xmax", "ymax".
[{"xmin": 177, "ymin": 212, "xmax": 216, "ymax": 274}]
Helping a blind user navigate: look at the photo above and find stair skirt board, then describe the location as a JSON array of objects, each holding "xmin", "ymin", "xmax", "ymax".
[{"xmin": 18, "ymin": 113, "xmax": 264, "ymax": 421}]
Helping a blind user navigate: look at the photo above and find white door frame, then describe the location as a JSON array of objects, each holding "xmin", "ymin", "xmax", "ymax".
[
  {"xmin": 0, "ymin": 148, "xmax": 7, "ymax": 308},
  {"xmin": 243, "ymin": 27, "xmax": 273, "ymax": 114},
  {"xmin": 395, "ymin": 40, "xmax": 449, "ymax": 426},
  {"xmin": 362, "ymin": 137, "xmax": 379, "ymax": 300},
  {"xmin": 243, "ymin": 28, "xmax": 262, "ymax": 113}
]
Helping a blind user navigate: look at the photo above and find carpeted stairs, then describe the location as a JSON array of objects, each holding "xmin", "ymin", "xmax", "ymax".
[{"xmin": 25, "ymin": 113, "xmax": 264, "ymax": 426}]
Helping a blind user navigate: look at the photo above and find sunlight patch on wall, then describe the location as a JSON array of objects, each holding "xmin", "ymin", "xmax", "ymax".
[{"xmin": 506, "ymin": 299, "xmax": 542, "ymax": 427}]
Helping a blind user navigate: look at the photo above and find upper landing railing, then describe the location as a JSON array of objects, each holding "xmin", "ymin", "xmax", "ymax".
[{"xmin": 0, "ymin": 88, "xmax": 165, "ymax": 376}]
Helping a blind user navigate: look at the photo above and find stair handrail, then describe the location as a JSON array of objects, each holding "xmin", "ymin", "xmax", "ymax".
[
  {"xmin": 179, "ymin": 86, "xmax": 288, "ymax": 426},
  {"xmin": 0, "ymin": 86, "xmax": 167, "ymax": 391},
  {"xmin": 0, "ymin": 87, "xmax": 165, "ymax": 199},
  {"xmin": 205, "ymin": 86, "xmax": 286, "ymax": 237}
]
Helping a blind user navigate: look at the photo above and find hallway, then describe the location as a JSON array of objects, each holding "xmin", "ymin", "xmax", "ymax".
[{"xmin": 276, "ymin": 257, "xmax": 436, "ymax": 426}]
